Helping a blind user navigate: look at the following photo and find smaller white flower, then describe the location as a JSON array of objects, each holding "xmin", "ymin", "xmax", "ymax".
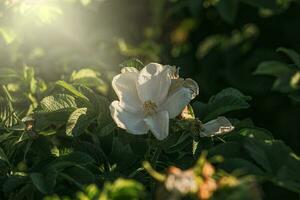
[
  {"xmin": 200, "ymin": 117, "xmax": 235, "ymax": 137},
  {"xmin": 110, "ymin": 63, "xmax": 198, "ymax": 140},
  {"xmin": 164, "ymin": 167, "xmax": 198, "ymax": 195}
]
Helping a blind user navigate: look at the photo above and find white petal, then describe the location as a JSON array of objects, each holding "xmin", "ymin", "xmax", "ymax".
[
  {"xmin": 121, "ymin": 67, "xmax": 139, "ymax": 73},
  {"xmin": 144, "ymin": 111, "xmax": 169, "ymax": 140},
  {"xmin": 137, "ymin": 63, "xmax": 171, "ymax": 104},
  {"xmin": 160, "ymin": 87, "xmax": 192, "ymax": 118},
  {"xmin": 200, "ymin": 117, "xmax": 235, "ymax": 137},
  {"xmin": 168, "ymin": 78, "xmax": 185, "ymax": 96},
  {"xmin": 112, "ymin": 71, "xmax": 142, "ymax": 112},
  {"xmin": 110, "ymin": 101, "xmax": 148, "ymax": 135}
]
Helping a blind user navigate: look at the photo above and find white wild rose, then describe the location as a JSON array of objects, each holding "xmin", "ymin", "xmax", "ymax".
[{"xmin": 110, "ymin": 63, "xmax": 199, "ymax": 140}]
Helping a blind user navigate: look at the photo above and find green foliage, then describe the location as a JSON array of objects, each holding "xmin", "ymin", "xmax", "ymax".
[
  {"xmin": 101, "ymin": 179, "xmax": 145, "ymax": 200},
  {"xmin": 119, "ymin": 58, "xmax": 145, "ymax": 71},
  {"xmin": 0, "ymin": 27, "xmax": 16, "ymax": 44},
  {"xmin": 278, "ymin": 47, "xmax": 300, "ymax": 68},
  {"xmin": 37, "ymin": 94, "xmax": 77, "ymax": 122},
  {"xmin": 216, "ymin": 0, "xmax": 239, "ymax": 24},
  {"xmin": 45, "ymin": 179, "xmax": 145, "ymax": 200},
  {"xmin": 193, "ymin": 88, "xmax": 251, "ymax": 122},
  {"xmin": 0, "ymin": 66, "xmax": 299, "ymax": 199},
  {"xmin": 56, "ymin": 81, "xmax": 89, "ymax": 101},
  {"xmin": 66, "ymin": 107, "xmax": 88, "ymax": 136},
  {"xmin": 215, "ymin": 0, "xmax": 293, "ymax": 23},
  {"xmin": 202, "ymin": 130, "xmax": 300, "ymax": 193},
  {"xmin": 71, "ymin": 69, "xmax": 104, "ymax": 87},
  {"xmin": 0, "ymin": 90, "xmax": 18, "ymax": 128},
  {"xmin": 255, "ymin": 48, "xmax": 300, "ymax": 101},
  {"xmin": 0, "ymin": 0, "xmax": 300, "ymax": 199},
  {"xmin": 0, "ymin": 147, "xmax": 9, "ymax": 165}
]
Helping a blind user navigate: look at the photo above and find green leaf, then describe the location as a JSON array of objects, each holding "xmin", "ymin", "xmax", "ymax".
[
  {"xmin": 0, "ymin": 133, "xmax": 12, "ymax": 143},
  {"xmin": 104, "ymin": 178, "xmax": 145, "ymax": 200},
  {"xmin": 38, "ymin": 130, "xmax": 57, "ymax": 136},
  {"xmin": 219, "ymin": 158, "xmax": 264, "ymax": 175},
  {"xmin": 254, "ymin": 62, "xmax": 298, "ymax": 94},
  {"xmin": 0, "ymin": 96, "xmax": 18, "ymax": 127},
  {"xmin": 78, "ymin": 86, "xmax": 110, "ymax": 121},
  {"xmin": 109, "ymin": 136, "xmax": 138, "ymax": 170},
  {"xmin": 66, "ymin": 107, "xmax": 88, "ymax": 136},
  {"xmin": 208, "ymin": 141, "xmax": 243, "ymax": 158},
  {"xmin": 56, "ymin": 80, "xmax": 89, "ymax": 101},
  {"xmin": 216, "ymin": 0, "xmax": 239, "ymax": 24},
  {"xmin": 99, "ymin": 122, "xmax": 116, "ymax": 137},
  {"xmin": 277, "ymin": 47, "xmax": 300, "ymax": 69},
  {"xmin": 0, "ymin": 68, "xmax": 19, "ymax": 84},
  {"xmin": 45, "ymin": 169, "xmax": 57, "ymax": 192},
  {"xmin": 71, "ymin": 68, "xmax": 105, "ymax": 88},
  {"xmin": 243, "ymin": 139, "xmax": 300, "ymax": 192},
  {"xmin": 240, "ymin": 0, "xmax": 284, "ymax": 11},
  {"xmin": 54, "ymin": 151, "xmax": 95, "ymax": 166},
  {"xmin": 254, "ymin": 61, "xmax": 292, "ymax": 77},
  {"xmin": 73, "ymin": 141, "xmax": 109, "ymax": 167},
  {"xmin": 30, "ymin": 169, "xmax": 56, "ymax": 194},
  {"xmin": 37, "ymin": 94, "xmax": 77, "ymax": 122},
  {"xmin": 63, "ymin": 166, "xmax": 95, "ymax": 184},
  {"xmin": 40, "ymin": 94, "xmax": 77, "ymax": 112},
  {"xmin": 3, "ymin": 176, "xmax": 27, "ymax": 194},
  {"xmin": 272, "ymin": 72, "xmax": 295, "ymax": 93},
  {"xmin": 275, "ymin": 154, "xmax": 300, "ymax": 192},
  {"xmin": 119, "ymin": 58, "xmax": 144, "ymax": 70},
  {"xmin": 71, "ymin": 68, "xmax": 100, "ymax": 80},
  {"xmin": 238, "ymin": 128, "xmax": 273, "ymax": 140},
  {"xmin": 244, "ymin": 139, "xmax": 273, "ymax": 173},
  {"xmin": 23, "ymin": 66, "xmax": 37, "ymax": 93},
  {"xmin": 194, "ymin": 88, "xmax": 251, "ymax": 121},
  {"xmin": 289, "ymin": 91, "xmax": 300, "ymax": 102},
  {"xmin": 160, "ymin": 130, "xmax": 191, "ymax": 153},
  {"xmin": 8, "ymin": 184, "xmax": 35, "ymax": 200},
  {"xmin": 30, "ymin": 173, "xmax": 49, "ymax": 194},
  {"xmin": 0, "ymin": 147, "xmax": 9, "ymax": 165}
]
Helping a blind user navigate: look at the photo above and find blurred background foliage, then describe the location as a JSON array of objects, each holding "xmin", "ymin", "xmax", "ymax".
[
  {"xmin": 0, "ymin": 1, "xmax": 300, "ymax": 199},
  {"xmin": 1, "ymin": 0, "xmax": 300, "ymax": 154}
]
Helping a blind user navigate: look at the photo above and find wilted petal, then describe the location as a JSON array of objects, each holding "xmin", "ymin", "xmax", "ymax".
[
  {"xmin": 184, "ymin": 78, "xmax": 199, "ymax": 99},
  {"xmin": 200, "ymin": 117, "xmax": 235, "ymax": 137},
  {"xmin": 167, "ymin": 65, "xmax": 180, "ymax": 79},
  {"xmin": 169, "ymin": 78, "xmax": 199, "ymax": 100},
  {"xmin": 160, "ymin": 87, "xmax": 192, "ymax": 118},
  {"xmin": 144, "ymin": 111, "xmax": 169, "ymax": 140},
  {"xmin": 112, "ymin": 71, "xmax": 142, "ymax": 112},
  {"xmin": 110, "ymin": 101, "xmax": 148, "ymax": 135},
  {"xmin": 137, "ymin": 63, "xmax": 171, "ymax": 104}
]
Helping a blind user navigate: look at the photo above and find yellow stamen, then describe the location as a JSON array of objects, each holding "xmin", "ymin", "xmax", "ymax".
[{"xmin": 143, "ymin": 100, "xmax": 157, "ymax": 116}]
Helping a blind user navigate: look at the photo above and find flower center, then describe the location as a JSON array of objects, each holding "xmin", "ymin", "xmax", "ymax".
[{"xmin": 143, "ymin": 100, "xmax": 158, "ymax": 116}]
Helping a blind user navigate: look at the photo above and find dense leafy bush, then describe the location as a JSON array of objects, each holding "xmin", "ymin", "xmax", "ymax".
[{"xmin": 0, "ymin": 0, "xmax": 300, "ymax": 200}]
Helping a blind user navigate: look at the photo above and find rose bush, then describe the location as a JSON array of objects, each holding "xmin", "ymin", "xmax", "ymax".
[{"xmin": 0, "ymin": 0, "xmax": 300, "ymax": 200}]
